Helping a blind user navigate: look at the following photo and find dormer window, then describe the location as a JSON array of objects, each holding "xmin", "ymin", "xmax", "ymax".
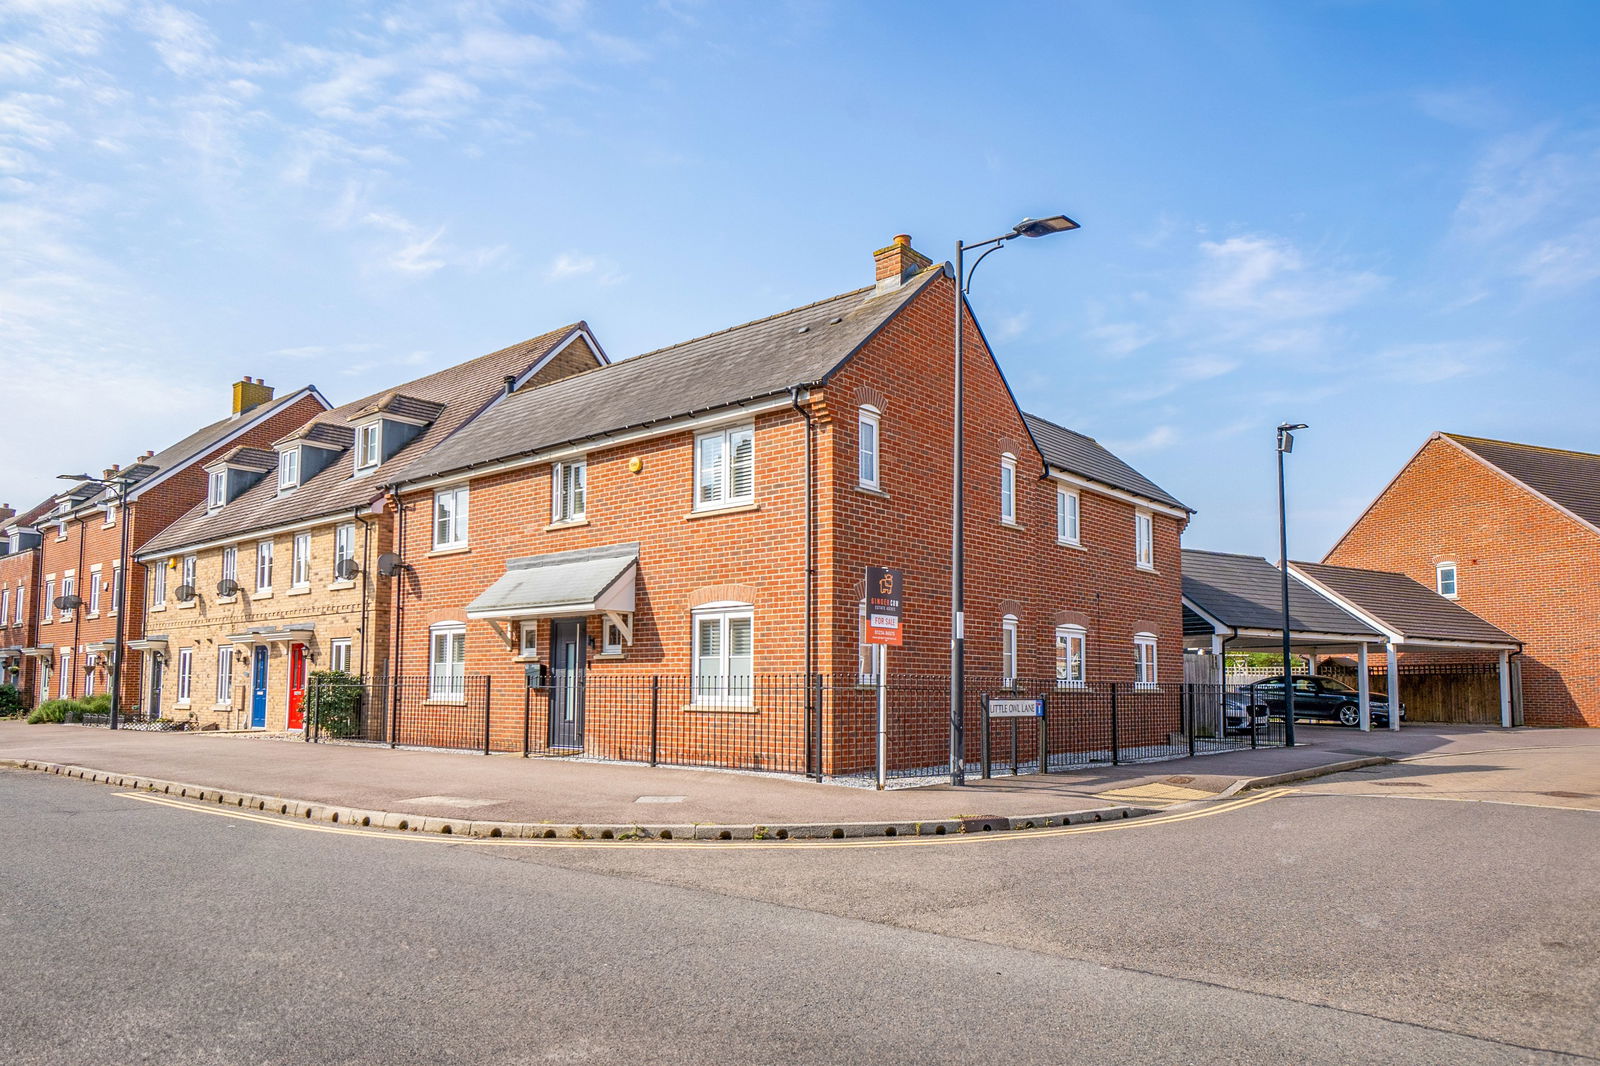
[
  {"xmin": 278, "ymin": 448, "xmax": 301, "ymax": 491},
  {"xmin": 356, "ymin": 423, "xmax": 381, "ymax": 471},
  {"xmin": 207, "ymin": 471, "xmax": 226, "ymax": 511}
]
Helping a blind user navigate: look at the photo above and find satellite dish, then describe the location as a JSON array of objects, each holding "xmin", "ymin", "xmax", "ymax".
[
  {"xmin": 217, "ymin": 579, "xmax": 241, "ymax": 597},
  {"xmin": 53, "ymin": 594, "xmax": 83, "ymax": 611},
  {"xmin": 174, "ymin": 584, "xmax": 197, "ymax": 603},
  {"xmin": 334, "ymin": 558, "xmax": 361, "ymax": 580},
  {"xmin": 376, "ymin": 553, "xmax": 403, "ymax": 578}
]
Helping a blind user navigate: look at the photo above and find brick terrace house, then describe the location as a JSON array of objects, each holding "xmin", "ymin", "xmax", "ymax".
[
  {"xmin": 27, "ymin": 380, "xmax": 326, "ymax": 713},
  {"xmin": 0, "ymin": 497, "xmax": 57, "ymax": 702},
  {"xmin": 1326, "ymin": 432, "xmax": 1600, "ymax": 727},
  {"xmin": 134, "ymin": 326, "xmax": 604, "ymax": 730},
  {"xmin": 385, "ymin": 236, "xmax": 1190, "ymax": 774}
]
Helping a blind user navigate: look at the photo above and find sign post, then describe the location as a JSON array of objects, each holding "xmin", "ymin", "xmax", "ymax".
[{"xmin": 864, "ymin": 566, "xmax": 904, "ymax": 790}]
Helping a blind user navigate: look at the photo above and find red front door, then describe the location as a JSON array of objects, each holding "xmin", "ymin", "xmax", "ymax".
[{"xmin": 287, "ymin": 644, "xmax": 307, "ymax": 730}]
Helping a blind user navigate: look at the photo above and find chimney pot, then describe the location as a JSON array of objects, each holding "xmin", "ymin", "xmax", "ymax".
[
  {"xmin": 872, "ymin": 234, "xmax": 933, "ymax": 294},
  {"xmin": 503, "ymin": 373, "xmax": 517, "ymax": 397}
]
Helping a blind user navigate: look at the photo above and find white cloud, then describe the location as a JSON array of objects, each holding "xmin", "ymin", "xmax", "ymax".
[
  {"xmin": 544, "ymin": 251, "xmax": 625, "ymax": 285},
  {"xmin": 1189, "ymin": 235, "xmax": 1384, "ymax": 321},
  {"xmin": 1086, "ymin": 321, "xmax": 1155, "ymax": 358},
  {"xmin": 1516, "ymin": 217, "xmax": 1600, "ymax": 292},
  {"xmin": 136, "ymin": 2, "xmax": 216, "ymax": 77},
  {"xmin": 1105, "ymin": 425, "xmax": 1178, "ymax": 455},
  {"xmin": 1377, "ymin": 341, "xmax": 1501, "ymax": 384}
]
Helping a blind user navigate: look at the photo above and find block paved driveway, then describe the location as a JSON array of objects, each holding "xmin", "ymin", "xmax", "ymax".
[{"xmin": 4, "ymin": 732, "xmax": 1597, "ymax": 1065}]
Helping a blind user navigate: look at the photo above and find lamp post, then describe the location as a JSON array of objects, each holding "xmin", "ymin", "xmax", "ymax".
[
  {"xmin": 949, "ymin": 214, "xmax": 1079, "ymax": 786},
  {"xmin": 1275, "ymin": 423, "xmax": 1308, "ymax": 749},
  {"xmin": 56, "ymin": 471, "xmax": 135, "ymax": 729}
]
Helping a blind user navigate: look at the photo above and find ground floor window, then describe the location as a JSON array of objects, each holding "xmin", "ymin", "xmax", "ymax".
[
  {"xmin": 177, "ymin": 648, "xmax": 193, "ymax": 704},
  {"xmin": 1055, "ymin": 625, "xmax": 1087, "ymax": 686},
  {"xmin": 59, "ymin": 650, "xmax": 71, "ymax": 698},
  {"xmin": 216, "ymin": 646, "xmax": 233, "ymax": 704},
  {"xmin": 84, "ymin": 665, "xmax": 95, "ymax": 698},
  {"xmin": 601, "ymin": 619, "xmax": 624, "ymax": 655},
  {"xmin": 693, "ymin": 604, "xmax": 753, "ymax": 704},
  {"xmin": 429, "ymin": 624, "xmax": 466, "ymax": 702},
  {"xmin": 330, "ymin": 638, "xmax": 352, "ymax": 674},
  {"xmin": 1134, "ymin": 633, "xmax": 1158, "ymax": 688},
  {"xmin": 1001, "ymin": 615, "xmax": 1019, "ymax": 685}
]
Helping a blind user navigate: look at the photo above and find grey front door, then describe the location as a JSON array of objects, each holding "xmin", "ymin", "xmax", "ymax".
[
  {"xmin": 549, "ymin": 620, "xmax": 585, "ymax": 750},
  {"xmin": 147, "ymin": 654, "xmax": 163, "ymax": 719}
]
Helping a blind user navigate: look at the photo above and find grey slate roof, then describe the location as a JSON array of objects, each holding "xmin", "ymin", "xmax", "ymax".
[
  {"xmin": 348, "ymin": 393, "xmax": 448, "ymax": 424},
  {"xmin": 467, "ymin": 543, "xmax": 639, "ymax": 617},
  {"xmin": 1445, "ymin": 433, "xmax": 1600, "ymax": 532},
  {"xmin": 1182, "ymin": 549, "xmax": 1382, "ymax": 639},
  {"xmin": 406, "ymin": 268, "xmax": 943, "ymax": 482},
  {"xmin": 277, "ymin": 422, "xmax": 354, "ymax": 449},
  {"xmin": 208, "ymin": 447, "xmax": 278, "ymax": 472},
  {"xmin": 141, "ymin": 324, "xmax": 593, "ymax": 557},
  {"xmin": 1290, "ymin": 561, "xmax": 1521, "ymax": 646},
  {"xmin": 1022, "ymin": 413, "xmax": 1188, "ymax": 511}
]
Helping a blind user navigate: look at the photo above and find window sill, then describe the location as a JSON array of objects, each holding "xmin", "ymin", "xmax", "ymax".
[
  {"xmin": 175, "ymin": 602, "xmax": 196, "ymax": 610},
  {"xmin": 593, "ymin": 651, "xmax": 626, "ymax": 661},
  {"xmin": 684, "ymin": 702, "xmax": 757, "ymax": 714},
  {"xmin": 424, "ymin": 698, "xmax": 466, "ymax": 707},
  {"xmin": 85, "ymin": 612, "xmax": 100, "ymax": 621},
  {"xmin": 211, "ymin": 703, "xmax": 233, "ymax": 711},
  {"xmin": 174, "ymin": 701, "xmax": 192, "ymax": 710},
  {"xmin": 286, "ymin": 586, "xmax": 312, "ymax": 597},
  {"xmin": 216, "ymin": 596, "xmax": 238, "ymax": 605},
  {"xmin": 253, "ymin": 590, "xmax": 273, "ymax": 600},
  {"xmin": 1054, "ymin": 681, "xmax": 1089, "ymax": 690},
  {"xmin": 1057, "ymin": 539, "xmax": 1085, "ymax": 551},
  {"xmin": 1132, "ymin": 683, "xmax": 1161, "ymax": 692},
  {"xmin": 427, "ymin": 545, "xmax": 470, "ymax": 558},
  {"xmin": 853, "ymin": 484, "xmax": 889, "ymax": 499},
  {"xmin": 999, "ymin": 519, "xmax": 1024, "ymax": 531},
  {"xmin": 328, "ymin": 581, "xmax": 355, "ymax": 591},
  {"xmin": 149, "ymin": 605, "xmax": 166, "ymax": 613},
  {"xmin": 1135, "ymin": 564, "xmax": 1158, "ymax": 574},
  {"xmin": 686, "ymin": 501, "xmax": 759, "ymax": 520},
  {"xmin": 512, "ymin": 654, "xmax": 541, "ymax": 664},
  {"xmin": 544, "ymin": 519, "xmax": 589, "ymax": 532}
]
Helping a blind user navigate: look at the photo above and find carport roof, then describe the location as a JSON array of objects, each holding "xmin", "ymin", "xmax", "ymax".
[
  {"xmin": 1289, "ymin": 561, "xmax": 1521, "ymax": 648},
  {"xmin": 1182, "ymin": 549, "xmax": 1383, "ymax": 642}
]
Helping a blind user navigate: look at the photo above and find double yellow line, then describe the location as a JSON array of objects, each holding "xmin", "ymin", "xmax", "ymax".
[{"xmin": 113, "ymin": 786, "xmax": 1296, "ymax": 851}]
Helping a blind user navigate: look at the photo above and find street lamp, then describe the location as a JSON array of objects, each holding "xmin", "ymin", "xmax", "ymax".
[
  {"xmin": 57, "ymin": 471, "xmax": 135, "ymax": 730},
  {"xmin": 1275, "ymin": 424, "xmax": 1308, "ymax": 749},
  {"xmin": 949, "ymin": 214, "xmax": 1080, "ymax": 786}
]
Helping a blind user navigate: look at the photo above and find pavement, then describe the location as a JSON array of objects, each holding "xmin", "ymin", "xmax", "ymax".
[{"xmin": 1, "ymin": 719, "xmax": 1592, "ymax": 837}]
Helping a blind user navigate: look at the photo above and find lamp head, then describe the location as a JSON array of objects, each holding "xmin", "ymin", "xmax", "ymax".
[
  {"xmin": 1276, "ymin": 423, "xmax": 1309, "ymax": 453},
  {"xmin": 1012, "ymin": 215, "xmax": 1080, "ymax": 239}
]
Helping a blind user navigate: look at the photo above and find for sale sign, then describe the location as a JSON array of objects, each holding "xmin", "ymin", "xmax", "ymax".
[{"xmin": 864, "ymin": 566, "xmax": 905, "ymax": 646}]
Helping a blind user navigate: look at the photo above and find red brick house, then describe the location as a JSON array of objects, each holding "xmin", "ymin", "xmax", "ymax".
[
  {"xmin": 0, "ymin": 497, "xmax": 57, "ymax": 703},
  {"xmin": 28, "ymin": 379, "xmax": 327, "ymax": 712},
  {"xmin": 1326, "ymin": 432, "xmax": 1600, "ymax": 728},
  {"xmin": 384, "ymin": 237, "xmax": 1190, "ymax": 775}
]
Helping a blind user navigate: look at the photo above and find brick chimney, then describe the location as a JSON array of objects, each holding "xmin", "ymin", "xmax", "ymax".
[
  {"xmin": 0, "ymin": 504, "xmax": 13, "ymax": 525},
  {"xmin": 232, "ymin": 376, "xmax": 275, "ymax": 415},
  {"xmin": 873, "ymin": 234, "xmax": 933, "ymax": 294}
]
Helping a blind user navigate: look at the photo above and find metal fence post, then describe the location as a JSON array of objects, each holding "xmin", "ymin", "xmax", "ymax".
[
  {"xmin": 1186, "ymin": 684, "xmax": 1196, "ymax": 757},
  {"xmin": 1110, "ymin": 682, "xmax": 1121, "ymax": 766},
  {"xmin": 387, "ymin": 673, "xmax": 398, "ymax": 749},
  {"xmin": 980, "ymin": 694, "xmax": 991, "ymax": 779},
  {"xmin": 522, "ymin": 671, "xmax": 531, "ymax": 757},
  {"xmin": 1038, "ymin": 695, "xmax": 1049, "ymax": 776},
  {"xmin": 812, "ymin": 673, "xmax": 825, "ymax": 781},
  {"xmin": 1250, "ymin": 682, "xmax": 1259, "ymax": 749},
  {"xmin": 649, "ymin": 676, "xmax": 660, "ymax": 767},
  {"xmin": 482, "ymin": 676, "xmax": 492, "ymax": 755}
]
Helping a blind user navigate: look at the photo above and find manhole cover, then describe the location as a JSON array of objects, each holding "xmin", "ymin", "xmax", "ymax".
[{"xmin": 1165, "ymin": 775, "xmax": 1195, "ymax": 785}]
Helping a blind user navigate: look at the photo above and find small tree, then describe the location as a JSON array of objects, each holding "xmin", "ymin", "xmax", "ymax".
[
  {"xmin": 0, "ymin": 684, "xmax": 29, "ymax": 718},
  {"xmin": 306, "ymin": 670, "xmax": 363, "ymax": 738}
]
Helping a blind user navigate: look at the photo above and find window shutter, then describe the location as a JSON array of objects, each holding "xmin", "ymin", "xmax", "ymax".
[
  {"xmin": 730, "ymin": 429, "xmax": 754, "ymax": 498},
  {"xmin": 698, "ymin": 435, "xmax": 724, "ymax": 503}
]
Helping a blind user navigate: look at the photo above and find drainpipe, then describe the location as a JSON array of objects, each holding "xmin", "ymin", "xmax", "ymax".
[
  {"xmin": 387, "ymin": 485, "xmax": 405, "ymax": 692},
  {"xmin": 72, "ymin": 511, "xmax": 86, "ymax": 698},
  {"xmin": 354, "ymin": 505, "xmax": 374, "ymax": 680},
  {"xmin": 789, "ymin": 386, "xmax": 818, "ymax": 780}
]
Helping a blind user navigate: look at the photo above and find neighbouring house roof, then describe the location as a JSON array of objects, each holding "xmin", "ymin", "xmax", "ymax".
[
  {"xmin": 140, "ymin": 323, "xmax": 595, "ymax": 558},
  {"xmin": 1182, "ymin": 549, "xmax": 1381, "ymax": 641},
  {"xmin": 3, "ymin": 495, "xmax": 59, "ymax": 534},
  {"xmin": 1022, "ymin": 413, "xmax": 1188, "ymax": 511},
  {"xmin": 1444, "ymin": 433, "xmax": 1600, "ymax": 533},
  {"xmin": 405, "ymin": 268, "xmax": 944, "ymax": 483},
  {"xmin": 57, "ymin": 387, "xmax": 325, "ymax": 515},
  {"xmin": 209, "ymin": 447, "xmax": 278, "ymax": 472},
  {"xmin": 347, "ymin": 392, "xmax": 448, "ymax": 424},
  {"xmin": 466, "ymin": 543, "xmax": 640, "ymax": 620},
  {"xmin": 275, "ymin": 422, "xmax": 355, "ymax": 449},
  {"xmin": 1289, "ymin": 560, "xmax": 1520, "ymax": 647}
]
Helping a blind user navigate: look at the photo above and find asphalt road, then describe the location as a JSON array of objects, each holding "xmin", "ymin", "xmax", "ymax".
[{"xmin": 2, "ymin": 746, "xmax": 1596, "ymax": 1065}]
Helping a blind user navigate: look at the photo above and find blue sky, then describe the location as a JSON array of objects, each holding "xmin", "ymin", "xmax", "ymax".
[{"xmin": 2, "ymin": 0, "xmax": 1597, "ymax": 560}]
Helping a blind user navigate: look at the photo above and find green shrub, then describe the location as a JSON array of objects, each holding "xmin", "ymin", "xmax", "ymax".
[
  {"xmin": 81, "ymin": 693, "xmax": 112, "ymax": 714},
  {"xmin": 27, "ymin": 698, "xmax": 73, "ymax": 724},
  {"xmin": 306, "ymin": 670, "xmax": 363, "ymax": 738},
  {"xmin": 0, "ymin": 684, "xmax": 27, "ymax": 718}
]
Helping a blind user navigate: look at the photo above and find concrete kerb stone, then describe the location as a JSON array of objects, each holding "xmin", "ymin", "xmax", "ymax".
[
  {"xmin": 3, "ymin": 757, "xmax": 1172, "ymax": 843},
  {"xmin": 1223, "ymin": 755, "xmax": 1394, "ymax": 796}
]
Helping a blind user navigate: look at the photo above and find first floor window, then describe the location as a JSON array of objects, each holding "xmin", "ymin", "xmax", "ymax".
[
  {"xmin": 433, "ymin": 486, "xmax": 469, "ymax": 548},
  {"xmin": 292, "ymin": 533, "xmax": 311, "ymax": 587},
  {"xmin": 1057, "ymin": 488, "xmax": 1080, "ymax": 544},
  {"xmin": 60, "ymin": 575, "xmax": 75, "ymax": 619},
  {"xmin": 1, "ymin": 588, "xmax": 10, "ymax": 625},
  {"xmin": 150, "ymin": 566, "xmax": 165, "ymax": 607},
  {"xmin": 553, "ymin": 460, "xmax": 586, "ymax": 523},
  {"xmin": 1436, "ymin": 562, "xmax": 1458, "ymax": 598},
  {"xmin": 110, "ymin": 566, "xmax": 121, "ymax": 614},
  {"xmin": 1001, "ymin": 615, "xmax": 1019, "ymax": 685},
  {"xmin": 1134, "ymin": 633, "xmax": 1159, "ymax": 688},
  {"xmin": 88, "ymin": 570, "xmax": 101, "ymax": 614},
  {"xmin": 1055, "ymin": 625, "xmax": 1087, "ymax": 686},
  {"xmin": 177, "ymin": 648, "xmax": 193, "ymax": 703},
  {"xmin": 693, "ymin": 604, "xmax": 753, "ymax": 703},
  {"xmin": 857, "ymin": 406, "xmax": 881, "ymax": 489},
  {"xmin": 216, "ymin": 646, "xmax": 233, "ymax": 704},
  {"xmin": 1135, "ymin": 511, "xmax": 1155, "ymax": 569},
  {"xmin": 858, "ymin": 601, "xmax": 884, "ymax": 684},
  {"xmin": 334, "ymin": 523, "xmax": 355, "ymax": 574},
  {"xmin": 1000, "ymin": 455, "xmax": 1018, "ymax": 523},
  {"xmin": 13, "ymin": 585, "xmax": 23, "ymax": 624},
  {"xmin": 221, "ymin": 547, "xmax": 238, "ymax": 587},
  {"xmin": 695, "ymin": 425, "xmax": 755, "ymax": 509},
  {"xmin": 429, "ymin": 624, "xmax": 466, "ymax": 702},
  {"xmin": 256, "ymin": 540, "xmax": 273, "ymax": 591},
  {"xmin": 42, "ymin": 578, "xmax": 55, "ymax": 622},
  {"xmin": 181, "ymin": 555, "xmax": 196, "ymax": 592},
  {"xmin": 329, "ymin": 639, "xmax": 353, "ymax": 674}
]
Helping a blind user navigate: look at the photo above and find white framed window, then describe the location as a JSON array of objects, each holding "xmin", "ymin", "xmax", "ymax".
[
  {"xmin": 291, "ymin": 533, "xmax": 311, "ymax": 587},
  {"xmin": 216, "ymin": 646, "xmax": 232, "ymax": 704},
  {"xmin": 60, "ymin": 575, "xmax": 75, "ymax": 620},
  {"xmin": 256, "ymin": 540, "xmax": 274, "ymax": 592},
  {"xmin": 857, "ymin": 601, "xmax": 884, "ymax": 685},
  {"xmin": 14, "ymin": 584, "xmax": 24, "ymax": 624},
  {"xmin": 181, "ymin": 555, "xmax": 196, "ymax": 592},
  {"xmin": 1134, "ymin": 632, "xmax": 1159, "ymax": 688},
  {"xmin": 1135, "ymin": 511, "xmax": 1155, "ymax": 570},
  {"xmin": 55, "ymin": 519, "xmax": 66, "ymax": 540},
  {"xmin": 207, "ymin": 471, "xmax": 226, "ymax": 511},
  {"xmin": 1057, "ymin": 488, "xmax": 1080, "ymax": 545},
  {"xmin": 1000, "ymin": 454, "xmax": 1018, "ymax": 524},
  {"xmin": 1436, "ymin": 562, "xmax": 1458, "ymax": 598},
  {"xmin": 356, "ymin": 422, "xmax": 381, "ymax": 471},
  {"xmin": 221, "ymin": 546, "xmax": 238, "ymax": 588},
  {"xmin": 1055, "ymin": 625, "xmax": 1087, "ymax": 687},
  {"xmin": 84, "ymin": 665, "xmax": 94, "ymax": 698},
  {"xmin": 693, "ymin": 603, "xmax": 753, "ymax": 704},
  {"xmin": 278, "ymin": 448, "xmax": 300, "ymax": 491},
  {"xmin": 428, "ymin": 623, "xmax": 466, "ymax": 702},
  {"xmin": 88, "ymin": 568, "xmax": 101, "ymax": 615},
  {"xmin": 333, "ymin": 523, "xmax": 355, "ymax": 575},
  {"xmin": 150, "ymin": 566, "xmax": 165, "ymax": 608},
  {"xmin": 433, "ymin": 486, "xmax": 469, "ymax": 549},
  {"xmin": 42, "ymin": 578, "xmax": 55, "ymax": 622},
  {"xmin": 518, "ymin": 622, "xmax": 538, "ymax": 659},
  {"xmin": 176, "ymin": 647, "xmax": 193, "ymax": 704},
  {"xmin": 1001, "ymin": 614, "xmax": 1019, "ymax": 685},
  {"xmin": 552, "ymin": 459, "xmax": 586, "ymax": 523},
  {"xmin": 59, "ymin": 649, "xmax": 71, "ymax": 697},
  {"xmin": 695, "ymin": 425, "xmax": 755, "ymax": 509},
  {"xmin": 1, "ymin": 588, "xmax": 9, "ymax": 626},
  {"xmin": 602, "ymin": 619, "xmax": 624, "ymax": 655},
  {"xmin": 103, "ymin": 502, "xmax": 117, "ymax": 527},
  {"xmin": 858, "ymin": 406, "xmax": 881, "ymax": 490},
  {"xmin": 110, "ymin": 565, "xmax": 121, "ymax": 615},
  {"xmin": 330, "ymin": 638, "xmax": 353, "ymax": 674}
]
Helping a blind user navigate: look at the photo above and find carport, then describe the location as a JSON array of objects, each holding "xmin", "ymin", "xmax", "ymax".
[
  {"xmin": 1288, "ymin": 561, "xmax": 1523, "ymax": 729},
  {"xmin": 1182, "ymin": 549, "xmax": 1392, "ymax": 731}
]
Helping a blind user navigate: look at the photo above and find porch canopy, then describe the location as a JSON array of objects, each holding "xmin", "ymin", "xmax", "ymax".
[
  {"xmin": 224, "ymin": 625, "xmax": 316, "ymax": 645},
  {"xmin": 19, "ymin": 645, "xmax": 54, "ymax": 658},
  {"xmin": 466, "ymin": 542, "xmax": 638, "ymax": 646}
]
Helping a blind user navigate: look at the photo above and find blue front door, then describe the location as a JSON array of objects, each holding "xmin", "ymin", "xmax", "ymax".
[{"xmin": 251, "ymin": 646, "xmax": 268, "ymax": 728}]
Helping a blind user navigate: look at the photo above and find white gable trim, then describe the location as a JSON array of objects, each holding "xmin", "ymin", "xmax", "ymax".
[{"xmin": 1045, "ymin": 468, "xmax": 1188, "ymax": 520}]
